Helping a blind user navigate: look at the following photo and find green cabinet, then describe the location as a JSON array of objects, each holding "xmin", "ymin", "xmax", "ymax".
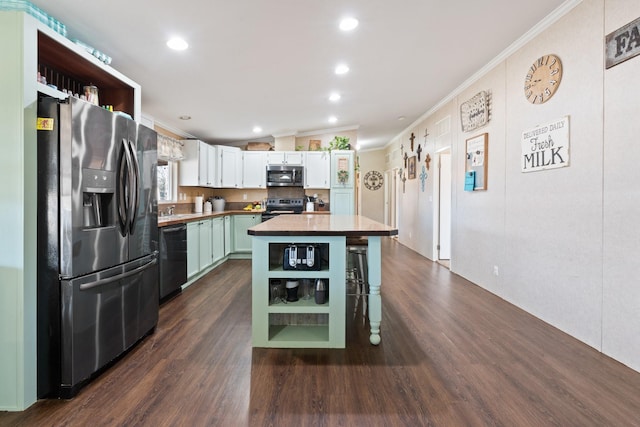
[
  {"xmin": 211, "ymin": 216, "xmax": 225, "ymax": 263},
  {"xmin": 186, "ymin": 222, "xmax": 200, "ymax": 278},
  {"xmin": 224, "ymin": 215, "xmax": 232, "ymax": 256},
  {"xmin": 187, "ymin": 219, "xmax": 214, "ymax": 278},
  {"xmin": 233, "ymin": 214, "xmax": 262, "ymax": 252}
]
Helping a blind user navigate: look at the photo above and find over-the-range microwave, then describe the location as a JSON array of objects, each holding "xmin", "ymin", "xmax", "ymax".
[{"xmin": 266, "ymin": 165, "xmax": 304, "ymax": 187}]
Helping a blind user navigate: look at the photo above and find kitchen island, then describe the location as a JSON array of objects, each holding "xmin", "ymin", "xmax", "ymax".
[{"xmin": 248, "ymin": 214, "xmax": 397, "ymax": 348}]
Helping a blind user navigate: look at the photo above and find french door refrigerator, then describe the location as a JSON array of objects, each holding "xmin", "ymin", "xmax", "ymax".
[{"xmin": 37, "ymin": 96, "xmax": 159, "ymax": 398}]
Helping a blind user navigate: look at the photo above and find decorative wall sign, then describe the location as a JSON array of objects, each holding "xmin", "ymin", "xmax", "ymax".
[
  {"xmin": 460, "ymin": 90, "xmax": 490, "ymax": 132},
  {"xmin": 521, "ymin": 116, "xmax": 570, "ymax": 173},
  {"xmin": 465, "ymin": 133, "xmax": 488, "ymax": 190},
  {"xmin": 398, "ymin": 169, "xmax": 406, "ymax": 193},
  {"xmin": 606, "ymin": 16, "xmax": 640, "ymax": 69},
  {"xmin": 408, "ymin": 156, "xmax": 417, "ymax": 179},
  {"xmin": 363, "ymin": 170, "xmax": 383, "ymax": 191},
  {"xmin": 419, "ymin": 165, "xmax": 428, "ymax": 192},
  {"xmin": 524, "ymin": 54, "xmax": 563, "ymax": 104}
]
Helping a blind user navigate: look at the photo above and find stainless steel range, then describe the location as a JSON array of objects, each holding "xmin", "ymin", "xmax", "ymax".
[{"xmin": 262, "ymin": 198, "xmax": 304, "ymax": 221}]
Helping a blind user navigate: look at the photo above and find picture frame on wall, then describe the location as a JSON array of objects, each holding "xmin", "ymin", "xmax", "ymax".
[
  {"xmin": 465, "ymin": 133, "xmax": 488, "ymax": 190},
  {"xmin": 408, "ymin": 155, "xmax": 417, "ymax": 179}
]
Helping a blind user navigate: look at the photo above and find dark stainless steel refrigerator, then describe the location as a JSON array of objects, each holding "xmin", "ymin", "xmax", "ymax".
[{"xmin": 37, "ymin": 96, "xmax": 159, "ymax": 398}]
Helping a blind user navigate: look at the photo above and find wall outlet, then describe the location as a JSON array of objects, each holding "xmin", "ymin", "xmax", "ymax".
[
  {"xmin": 493, "ymin": 265, "xmax": 499, "ymax": 276},
  {"xmin": 243, "ymin": 193, "xmax": 247, "ymax": 200}
]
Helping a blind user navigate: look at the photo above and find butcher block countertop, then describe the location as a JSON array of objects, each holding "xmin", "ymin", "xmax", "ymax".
[
  {"xmin": 247, "ymin": 214, "xmax": 398, "ymax": 237},
  {"xmin": 157, "ymin": 210, "xmax": 264, "ymax": 227}
]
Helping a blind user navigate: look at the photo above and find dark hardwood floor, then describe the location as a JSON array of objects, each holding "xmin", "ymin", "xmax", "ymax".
[{"xmin": 3, "ymin": 238, "xmax": 640, "ymax": 426}]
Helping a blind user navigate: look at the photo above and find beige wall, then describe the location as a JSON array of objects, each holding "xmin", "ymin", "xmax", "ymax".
[
  {"xmin": 357, "ymin": 149, "xmax": 386, "ymax": 223},
  {"xmin": 386, "ymin": 0, "xmax": 640, "ymax": 372}
]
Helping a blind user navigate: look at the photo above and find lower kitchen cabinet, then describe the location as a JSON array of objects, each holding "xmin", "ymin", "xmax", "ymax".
[
  {"xmin": 233, "ymin": 214, "xmax": 262, "ymax": 252},
  {"xmin": 187, "ymin": 219, "xmax": 213, "ymax": 278},
  {"xmin": 224, "ymin": 215, "xmax": 232, "ymax": 256},
  {"xmin": 187, "ymin": 222, "xmax": 199, "ymax": 278},
  {"xmin": 211, "ymin": 216, "xmax": 225, "ymax": 263}
]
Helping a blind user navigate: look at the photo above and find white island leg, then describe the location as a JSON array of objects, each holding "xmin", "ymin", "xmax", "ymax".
[{"xmin": 367, "ymin": 236, "xmax": 382, "ymax": 345}]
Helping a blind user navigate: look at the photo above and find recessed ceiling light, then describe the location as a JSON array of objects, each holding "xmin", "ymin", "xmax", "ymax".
[
  {"xmin": 339, "ymin": 17, "xmax": 359, "ymax": 32},
  {"xmin": 252, "ymin": 126, "xmax": 262, "ymax": 133},
  {"xmin": 397, "ymin": 116, "xmax": 406, "ymax": 121},
  {"xmin": 334, "ymin": 64, "xmax": 349, "ymax": 75},
  {"xmin": 329, "ymin": 93, "xmax": 341, "ymax": 102},
  {"xmin": 167, "ymin": 37, "xmax": 188, "ymax": 51},
  {"xmin": 179, "ymin": 115, "xmax": 191, "ymax": 120},
  {"xmin": 328, "ymin": 116, "xmax": 338, "ymax": 124},
  {"xmin": 355, "ymin": 143, "xmax": 361, "ymax": 150}
]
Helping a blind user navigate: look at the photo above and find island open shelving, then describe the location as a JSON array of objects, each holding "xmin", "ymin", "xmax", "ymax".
[{"xmin": 249, "ymin": 214, "xmax": 397, "ymax": 349}]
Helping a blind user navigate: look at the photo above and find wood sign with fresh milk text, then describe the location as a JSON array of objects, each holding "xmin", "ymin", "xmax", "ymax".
[
  {"xmin": 606, "ymin": 16, "xmax": 640, "ymax": 69},
  {"xmin": 521, "ymin": 116, "xmax": 570, "ymax": 173}
]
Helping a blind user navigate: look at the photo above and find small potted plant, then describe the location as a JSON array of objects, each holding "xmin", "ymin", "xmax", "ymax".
[{"xmin": 328, "ymin": 136, "xmax": 350, "ymax": 151}]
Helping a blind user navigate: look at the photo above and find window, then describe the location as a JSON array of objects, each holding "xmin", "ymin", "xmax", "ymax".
[{"xmin": 157, "ymin": 160, "xmax": 177, "ymax": 202}]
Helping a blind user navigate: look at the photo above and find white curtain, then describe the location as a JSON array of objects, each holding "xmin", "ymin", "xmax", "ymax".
[{"xmin": 158, "ymin": 134, "xmax": 184, "ymax": 161}]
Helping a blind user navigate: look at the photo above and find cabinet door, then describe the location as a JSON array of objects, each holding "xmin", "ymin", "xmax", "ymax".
[
  {"xmin": 267, "ymin": 152, "xmax": 286, "ymax": 165},
  {"xmin": 233, "ymin": 215, "xmax": 261, "ymax": 252},
  {"xmin": 331, "ymin": 150, "xmax": 354, "ymax": 188},
  {"xmin": 284, "ymin": 151, "xmax": 303, "ymax": 165},
  {"xmin": 179, "ymin": 140, "xmax": 206, "ymax": 186},
  {"xmin": 242, "ymin": 151, "xmax": 267, "ymax": 188},
  {"xmin": 224, "ymin": 215, "xmax": 232, "ymax": 256},
  {"xmin": 186, "ymin": 222, "xmax": 200, "ymax": 278},
  {"xmin": 330, "ymin": 189, "xmax": 354, "ymax": 215},
  {"xmin": 205, "ymin": 144, "xmax": 216, "ymax": 187},
  {"xmin": 217, "ymin": 146, "xmax": 241, "ymax": 188},
  {"xmin": 304, "ymin": 151, "xmax": 330, "ymax": 188},
  {"xmin": 198, "ymin": 219, "xmax": 213, "ymax": 269},
  {"xmin": 211, "ymin": 217, "xmax": 225, "ymax": 262}
]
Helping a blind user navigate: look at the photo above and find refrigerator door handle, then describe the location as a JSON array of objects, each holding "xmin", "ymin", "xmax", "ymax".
[
  {"xmin": 127, "ymin": 140, "xmax": 140, "ymax": 234},
  {"xmin": 78, "ymin": 256, "xmax": 157, "ymax": 291},
  {"xmin": 116, "ymin": 139, "xmax": 130, "ymax": 235}
]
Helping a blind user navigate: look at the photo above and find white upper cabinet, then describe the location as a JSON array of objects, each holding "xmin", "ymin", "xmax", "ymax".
[
  {"xmin": 242, "ymin": 151, "xmax": 268, "ymax": 188},
  {"xmin": 304, "ymin": 151, "xmax": 330, "ymax": 189},
  {"xmin": 180, "ymin": 140, "xmax": 215, "ymax": 187},
  {"xmin": 214, "ymin": 145, "xmax": 242, "ymax": 188},
  {"xmin": 267, "ymin": 151, "xmax": 303, "ymax": 165}
]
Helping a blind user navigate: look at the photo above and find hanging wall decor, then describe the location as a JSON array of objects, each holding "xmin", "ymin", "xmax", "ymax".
[
  {"xmin": 521, "ymin": 116, "xmax": 570, "ymax": 173},
  {"xmin": 363, "ymin": 170, "xmax": 383, "ymax": 191},
  {"xmin": 465, "ymin": 133, "xmax": 488, "ymax": 190},
  {"xmin": 524, "ymin": 54, "xmax": 563, "ymax": 104},
  {"xmin": 425, "ymin": 153, "xmax": 432, "ymax": 170},
  {"xmin": 419, "ymin": 165, "xmax": 428, "ymax": 192},
  {"xmin": 398, "ymin": 169, "xmax": 406, "ymax": 193},
  {"xmin": 460, "ymin": 90, "xmax": 490, "ymax": 132},
  {"xmin": 605, "ymin": 16, "xmax": 640, "ymax": 68},
  {"xmin": 416, "ymin": 144, "xmax": 422, "ymax": 161},
  {"xmin": 410, "ymin": 132, "xmax": 416, "ymax": 151},
  {"xmin": 404, "ymin": 152, "xmax": 409, "ymax": 168},
  {"xmin": 408, "ymin": 156, "xmax": 417, "ymax": 179}
]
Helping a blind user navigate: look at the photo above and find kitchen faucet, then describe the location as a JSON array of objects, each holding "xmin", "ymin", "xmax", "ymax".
[{"xmin": 167, "ymin": 205, "xmax": 175, "ymax": 216}]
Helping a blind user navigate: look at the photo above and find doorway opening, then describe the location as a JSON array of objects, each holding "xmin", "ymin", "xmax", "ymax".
[{"xmin": 435, "ymin": 150, "xmax": 451, "ymax": 268}]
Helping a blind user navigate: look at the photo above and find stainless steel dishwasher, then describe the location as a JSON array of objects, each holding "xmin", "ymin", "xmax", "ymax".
[{"xmin": 159, "ymin": 223, "xmax": 187, "ymax": 301}]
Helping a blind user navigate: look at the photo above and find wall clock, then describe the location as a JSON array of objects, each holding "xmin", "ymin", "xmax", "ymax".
[
  {"xmin": 363, "ymin": 170, "xmax": 383, "ymax": 191},
  {"xmin": 524, "ymin": 54, "xmax": 563, "ymax": 104}
]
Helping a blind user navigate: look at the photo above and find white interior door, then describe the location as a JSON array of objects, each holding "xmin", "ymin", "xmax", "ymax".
[
  {"xmin": 384, "ymin": 169, "xmax": 397, "ymax": 228},
  {"xmin": 438, "ymin": 152, "xmax": 451, "ymax": 260}
]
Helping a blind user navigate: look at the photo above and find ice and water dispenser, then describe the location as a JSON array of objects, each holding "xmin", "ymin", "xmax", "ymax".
[{"xmin": 82, "ymin": 168, "xmax": 115, "ymax": 228}]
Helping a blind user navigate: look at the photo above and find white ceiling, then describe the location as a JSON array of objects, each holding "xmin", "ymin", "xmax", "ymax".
[{"xmin": 31, "ymin": 0, "xmax": 567, "ymax": 149}]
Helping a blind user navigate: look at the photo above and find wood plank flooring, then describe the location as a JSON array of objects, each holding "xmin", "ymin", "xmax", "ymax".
[{"xmin": 2, "ymin": 238, "xmax": 640, "ymax": 426}]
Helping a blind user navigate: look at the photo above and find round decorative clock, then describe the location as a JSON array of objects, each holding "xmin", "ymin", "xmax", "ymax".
[
  {"xmin": 363, "ymin": 170, "xmax": 383, "ymax": 191},
  {"xmin": 524, "ymin": 54, "xmax": 563, "ymax": 104}
]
